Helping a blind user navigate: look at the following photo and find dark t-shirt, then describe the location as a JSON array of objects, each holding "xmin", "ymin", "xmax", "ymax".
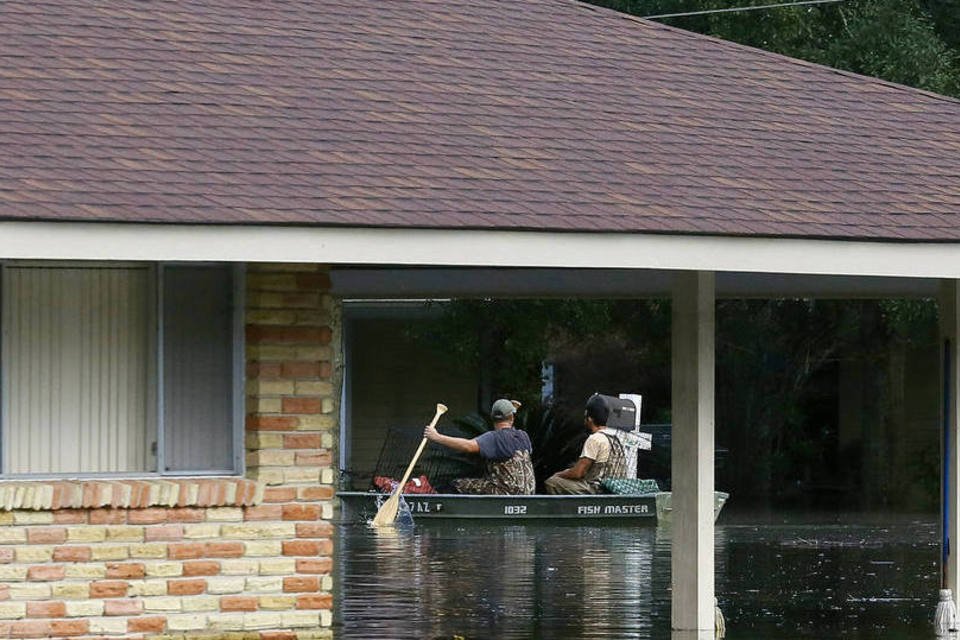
[{"xmin": 475, "ymin": 428, "xmax": 533, "ymax": 462}]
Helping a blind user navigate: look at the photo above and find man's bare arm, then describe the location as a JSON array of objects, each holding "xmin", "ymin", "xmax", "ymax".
[
  {"xmin": 556, "ymin": 457, "xmax": 592, "ymax": 480},
  {"xmin": 424, "ymin": 423, "xmax": 480, "ymax": 454}
]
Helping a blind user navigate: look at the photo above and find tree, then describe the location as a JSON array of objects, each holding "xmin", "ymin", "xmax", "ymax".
[
  {"xmin": 592, "ymin": 0, "xmax": 960, "ymax": 98},
  {"xmin": 815, "ymin": 0, "xmax": 960, "ymax": 96}
]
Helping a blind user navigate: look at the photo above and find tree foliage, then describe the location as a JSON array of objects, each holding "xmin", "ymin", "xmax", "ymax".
[
  {"xmin": 424, "ymin": 296, "xmax": 938, "ymax": 507},
  {"xmin": 416, "ymin": 298, "xmax": 615, "ymax": 410},
  {"xmin": 593, "ymin": 0, "xmax": 960, "ymax": 97}
]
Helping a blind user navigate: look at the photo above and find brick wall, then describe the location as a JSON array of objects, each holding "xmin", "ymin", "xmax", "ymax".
[
  {"xmin": 243, "ymin": 263, "xmax": 339, "ymax": 637},
  {"xmin": 0, "ymin": 263, "xmax": 340, "ymax": 639}
]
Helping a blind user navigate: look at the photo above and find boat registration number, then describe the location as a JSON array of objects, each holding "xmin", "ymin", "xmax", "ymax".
[{"xmin": 504, "ymin": 505, "xmax": 527, "ymax": 515}]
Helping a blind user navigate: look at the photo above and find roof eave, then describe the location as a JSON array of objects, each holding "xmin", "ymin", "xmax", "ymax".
[{"xmin": 1, "ymin": 220, "xmax": 959, "ymax": 282}]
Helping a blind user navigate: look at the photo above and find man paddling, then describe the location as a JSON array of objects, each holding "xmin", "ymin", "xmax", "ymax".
[{"xmin": 424, "ymin": 398, "xmax": 535, "ymax": 495}]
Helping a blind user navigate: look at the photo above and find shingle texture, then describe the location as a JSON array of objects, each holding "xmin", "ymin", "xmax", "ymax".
[{"xmin": 1, "ymin": 0, "xmax": 959, "ymax": 239}]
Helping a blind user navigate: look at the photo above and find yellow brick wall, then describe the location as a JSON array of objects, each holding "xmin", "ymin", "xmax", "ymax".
[{"xmin": 0, "ymin": 264, "xmax": 340, "ymax": 640}]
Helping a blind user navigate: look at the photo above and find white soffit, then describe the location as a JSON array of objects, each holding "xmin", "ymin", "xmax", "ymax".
[{"xmin": 0, "ymin": 221, "xmax": 958, "ymax": 281}]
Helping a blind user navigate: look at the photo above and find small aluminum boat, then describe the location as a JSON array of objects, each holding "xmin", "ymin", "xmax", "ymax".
[{"xmin": 337, "ymin": 490, "xmax": 728, "ymax": 524}]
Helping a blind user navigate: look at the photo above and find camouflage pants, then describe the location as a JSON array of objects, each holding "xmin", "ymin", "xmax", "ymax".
[
  {"xmin": 452, "ymin": 450, "xmax": 535, "ymax": 495},
  {"xmin": 543, "ymin": 474, "xmax": 598, "ymax": 495}
]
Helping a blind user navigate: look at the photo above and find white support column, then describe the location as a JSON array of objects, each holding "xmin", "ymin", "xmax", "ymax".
[
  {"xmin": 939, "ymin": 281, "xmax": 960, "ymax": 607},
  {"xmin": 671, "ymin": 271, "xmax": 716, "ymax": 632}
]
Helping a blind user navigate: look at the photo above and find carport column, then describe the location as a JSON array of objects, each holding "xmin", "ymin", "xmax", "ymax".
[
  {"xmin": 671, "ymin": 271, "xmax": 716, "ymax": 632},
  {"xmin": 939, "ymin": 280, "xmax": 960, "ymax": 608}
]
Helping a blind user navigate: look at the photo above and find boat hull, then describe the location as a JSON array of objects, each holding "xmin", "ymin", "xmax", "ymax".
[
  {"xmin": 338, "ymin": 491, "xmax": 657, "ymax": 522},
  {"xmin": 337, "ymin": 491, "xmax": 728, "ymax": 524}
]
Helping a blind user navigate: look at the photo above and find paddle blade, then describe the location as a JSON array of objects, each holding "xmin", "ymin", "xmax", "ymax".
[
  {"xmin": 371, "ymin": 491, "xmax": 401, "ymax": 527},
  {"xmin": 370, "ymin": 403, "xmax": 447, "ymax": 528}
]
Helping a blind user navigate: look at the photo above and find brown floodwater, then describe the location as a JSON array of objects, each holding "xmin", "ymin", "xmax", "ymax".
[{"xmin": 334, "ymin": 509, "xmax": 944, "ymax": 639}]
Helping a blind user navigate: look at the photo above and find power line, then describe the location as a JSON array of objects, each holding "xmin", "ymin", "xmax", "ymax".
[{"xmin": 642, "ymin": 0, "xmax": 844, "ymax": 20}]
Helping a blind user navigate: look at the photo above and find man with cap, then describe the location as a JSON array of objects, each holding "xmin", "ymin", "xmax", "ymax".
[
  {"xmin": 424, "ymin": 398, "xmax": 535, "ymax": 495},
  {"xmin": 544, "ymin": 393, "xmax": 627, "ymax": 495}
]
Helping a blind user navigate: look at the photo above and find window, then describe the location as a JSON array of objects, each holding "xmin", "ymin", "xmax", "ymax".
[{"xmin": 0, "ymin": 263, "xmax": 242, "ymax": 477}]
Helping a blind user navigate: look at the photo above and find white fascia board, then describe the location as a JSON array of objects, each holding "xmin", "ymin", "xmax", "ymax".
[{"xmin": 1, "ymin": 221, "xmax": 959, "ymax": 279}]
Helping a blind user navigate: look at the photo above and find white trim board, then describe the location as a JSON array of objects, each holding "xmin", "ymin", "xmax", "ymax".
[{"xmin": 1, "ymin": 221, "xmax": 960, "ymax": 279}]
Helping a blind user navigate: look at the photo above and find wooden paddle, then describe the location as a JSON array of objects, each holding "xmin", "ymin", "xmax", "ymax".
[{"xmin": 371, "ymin": 403, "xmax": 447, "ymax": 527}]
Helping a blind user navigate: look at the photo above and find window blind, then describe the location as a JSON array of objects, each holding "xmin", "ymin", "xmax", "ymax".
[{"xmin": 1, "ymin": 267, "xmax": 153, "ymax": 474}]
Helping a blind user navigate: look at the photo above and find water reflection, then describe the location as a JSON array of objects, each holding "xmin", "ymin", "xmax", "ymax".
[
  {"xmin": 671, "ymin": 632, "xmax": 716, "ymax": 640},
  {"xmin": 335, "ymin": 516, "xmax": 941, "ymax": 639}
]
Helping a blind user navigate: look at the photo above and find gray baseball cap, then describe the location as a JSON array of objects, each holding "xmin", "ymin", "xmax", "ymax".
[{"xmin": 491, "ymin": 398, "xmax": 520, "ymax": 420}]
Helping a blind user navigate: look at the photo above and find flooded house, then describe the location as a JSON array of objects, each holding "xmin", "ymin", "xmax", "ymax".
[{"xmin": 0, "ymin": 0, "xmax": 958, "ymax": 638}]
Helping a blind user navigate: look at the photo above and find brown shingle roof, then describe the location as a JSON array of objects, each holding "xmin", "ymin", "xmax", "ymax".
[{"xmin": 1, "ymin": 0, "xmax": 959, "ymax": 240}]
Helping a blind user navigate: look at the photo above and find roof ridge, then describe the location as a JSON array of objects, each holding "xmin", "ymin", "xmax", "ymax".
[{"xmin": 561, "ymin": 0, "xmax": 960, "ymax": 108}]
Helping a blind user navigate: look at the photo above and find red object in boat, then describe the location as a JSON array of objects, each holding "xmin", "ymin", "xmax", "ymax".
[{"xmin": 374, "ymin": 474, "xmax": 436, "ymax": 494}]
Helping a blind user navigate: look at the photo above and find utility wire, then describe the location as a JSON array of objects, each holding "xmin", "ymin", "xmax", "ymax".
[{"xmin": 643, "ymin": 0, "xmax": 844, "ymax": 20}]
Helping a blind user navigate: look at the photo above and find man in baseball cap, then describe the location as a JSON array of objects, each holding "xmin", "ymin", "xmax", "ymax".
[{"xmin": 424, "ymin": 398, "xmax": 534, "ymax": 494}]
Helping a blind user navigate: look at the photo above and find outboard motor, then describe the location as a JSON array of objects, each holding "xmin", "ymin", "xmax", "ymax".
[{"xmin": 592, "ymin": 393, "xmax": 651, "ymax": 478}]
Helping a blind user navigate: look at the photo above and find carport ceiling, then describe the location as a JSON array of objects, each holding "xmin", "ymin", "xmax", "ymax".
[{"xmin": 331, "ymin": 267, "xmax": 938, "ymax": 299}]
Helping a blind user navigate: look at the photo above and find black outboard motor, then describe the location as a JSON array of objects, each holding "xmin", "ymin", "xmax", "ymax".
[{"xmin": 593, "ymin": 393, "xmax": 642, "ymax": 431}]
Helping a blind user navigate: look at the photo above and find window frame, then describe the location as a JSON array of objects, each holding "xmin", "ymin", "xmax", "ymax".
[{"xmin": 0, "ymin": 260, "xmax": 245, "ymax": 479}]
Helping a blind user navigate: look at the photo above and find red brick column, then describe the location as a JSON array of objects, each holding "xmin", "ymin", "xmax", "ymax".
[{"xmin": 245, "ymin": 263, "xmax": 340, "ymax": 633}]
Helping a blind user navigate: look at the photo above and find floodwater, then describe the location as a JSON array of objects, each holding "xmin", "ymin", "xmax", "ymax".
[{"xmin": 334, "ymin": 510, "xmax": 944, "ymax": 640}]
